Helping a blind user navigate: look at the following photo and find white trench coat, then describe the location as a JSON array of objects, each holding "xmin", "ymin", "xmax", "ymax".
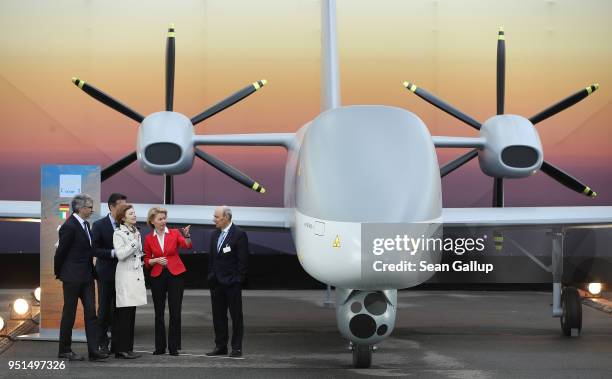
[{"xmin": 113, "ymin": 224, "xmax": 147, "ymax": 307}]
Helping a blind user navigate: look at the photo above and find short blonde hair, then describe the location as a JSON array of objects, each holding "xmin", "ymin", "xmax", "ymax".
[{"xmin": 147, "ymin": 207, "xmax": 168, "ymax": 228}]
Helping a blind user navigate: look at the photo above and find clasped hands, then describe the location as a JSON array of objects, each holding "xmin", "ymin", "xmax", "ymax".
[{"xmin": 150, "ymin": 256, "xmax": 168, "ymax": 266}]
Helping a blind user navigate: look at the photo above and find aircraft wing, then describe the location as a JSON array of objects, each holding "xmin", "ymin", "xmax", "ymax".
[
  {"xmin": 127, "ymin": 203, "xmax": 293, "ymax": 228},
  {"xmin": 4, "ymin": 200, "xmax": 612, "ymax": 228},
  {"xmin": 0, "ymin": 201, "xmax": 293, "ymax": 229},
  {"xmin": 442, "ymin": 206, "xmax": 612, "ymax": 227},
  {"xmin": 0, "ymin": 201, "xmax": 41, "ymax": 219}
]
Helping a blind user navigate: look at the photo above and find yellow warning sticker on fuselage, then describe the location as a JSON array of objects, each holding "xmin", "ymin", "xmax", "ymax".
[{"xmin": 332, "ymin": 235, "xmax": 340, "ymax": 248}]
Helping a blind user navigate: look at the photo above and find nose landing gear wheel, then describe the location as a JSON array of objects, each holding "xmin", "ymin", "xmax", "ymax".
[
  {"xmin": 352, "ymin": 344, "xmax": 372, "ymax": 368},
  {"xmin": 560, "ymin": 287, "xmax": 582, "ymax": 337}
]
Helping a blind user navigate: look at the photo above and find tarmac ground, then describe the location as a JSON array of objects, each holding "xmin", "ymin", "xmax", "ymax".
[{"xmin": 0, "ymin": 289, "xmax": 611, "ymax": 378}]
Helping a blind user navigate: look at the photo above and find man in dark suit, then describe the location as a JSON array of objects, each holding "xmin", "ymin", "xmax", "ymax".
[
  {"xmin": 54, "ymin": 194, "xmax": 108, "ymax": 362},
  {"xmin": 206, "ymin": 205, "xmax": 249, "ymax": 358},
  {"xmin": 91, "ymin": 192, "xmax": 127, "ymax": 354}
]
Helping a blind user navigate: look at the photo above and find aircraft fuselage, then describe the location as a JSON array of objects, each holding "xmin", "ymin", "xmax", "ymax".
[{"xmin": 284, "ymin": 105, "xmax": 443, "ymax": 290}]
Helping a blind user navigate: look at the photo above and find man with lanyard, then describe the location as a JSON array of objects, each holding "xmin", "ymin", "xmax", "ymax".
[{"xmin": 206, "ymin": 205, "xmax": 249, "ymax": 358}]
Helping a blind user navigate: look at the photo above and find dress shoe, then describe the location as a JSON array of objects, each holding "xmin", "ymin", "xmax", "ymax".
[
  {"xmin": 99, "ymin": 346, "xmax": 110, "ymax": 355},
  {"xmin": 58, "ymin": 351, "xmax": 84, "ymax": 361},
  {"xmin": 169, "ymin": 351, "xmax": 179, "ymax": 356},
  {"xmin": 114, "ymin": 351, "xmax": 138, "ymax": 359},
  {"xmin": 127, "ymin": 351, "xmax": 142, "ymax": 359},
  {"xmin": 229, "ymin": 350, "xmax": 243, "ymax": 358},
  {"xmin": 89, "ymin": 351, "xmax": 110, "ymax": 361},
  {"xmin": 152, "ymin": 350, "xmax": 166, "ymax": 355},
  {"xmin": 205, "ymin": 347, "xmax": 227, "ymax": 356}
]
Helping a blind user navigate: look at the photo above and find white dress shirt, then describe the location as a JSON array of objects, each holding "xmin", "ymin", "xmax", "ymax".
[
  {"xmin": 109, "ymin": 213, "xmax": 118, "ymax": 258},
  {"xmin": 73, "ymin": 213, "xmax": 91, "ymax": 245},
  {"xmin": 217, "ymin": 222, "xmax": 232, "ymax": 252},
  {"xmin": 155, "ymin": 227, "xmax": 170, "ymax": 254}
]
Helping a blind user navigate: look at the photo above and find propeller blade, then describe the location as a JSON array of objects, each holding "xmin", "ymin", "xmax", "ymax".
[
  {"xmin": 493, "ymin": 28, "xmax": 506, "ymax": 207},
  {"xmin": 164, "ymin": 174, "xmax": 174, "ymax": 204},
  {"xmin": 496, "ymin": 27, "xmax": 505, "ymax": 115},
  {"xmin": 194, "ymin": 148, "xmax": 266, "ymax": 193},
  {"xmin": 529, "ymin": 83, "xmax": 599, "ymax": 125},
  {"xmin": 191, "ymin": 80, "xmax": 267, "ymax": 126},
  {"xmin": 403, "ymin": 81, "xmax": 481, "ymax": 130},
  {"xmin": 440, "ymin": 149, "xmax": 478, "ymax": 177},
  {"xmin": 101, "ymin": 151, "xmax": 138, "ymax": 181},
  {"xmin": 166, "ymin": 23, "xmax": 176, "ymax": 111},
  {"xmin": 71, "ymin": 78, "xmax": 144, "ymax": 123},
  {"xmin": 540, "ymin": 161, "xmax": 597, "ymax": 197},
  {"xmin": 492, "ymin": 177, "xmax": 504, "ymax": 207}
]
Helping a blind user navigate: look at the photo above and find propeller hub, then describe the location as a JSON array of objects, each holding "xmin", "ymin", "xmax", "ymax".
[
  {"xmin": 137, "ymin": 111, "xmax": 195, "ymax": 175},
  {"xmin": 478, "ymin": 114, "xmax": 543, "ymax": 178}
]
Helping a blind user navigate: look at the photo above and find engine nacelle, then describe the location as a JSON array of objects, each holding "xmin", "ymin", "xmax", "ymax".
[
  {"xmin": 137, "ymin": 111, "xmax": 195, "ymax": 175},
  {"xmin": 336, "ymin": 288, "xmax": 396, "ymax": 345},
  {"xmin": 478, "ymin": 115, "xmax": 543, "ymax": 178}
]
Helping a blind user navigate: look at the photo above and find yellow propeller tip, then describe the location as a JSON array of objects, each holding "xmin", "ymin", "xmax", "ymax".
[
  {"xmin": 168, "ymin": 22, "xmax": 175, "ymax": 29},
  {"xmin": 261, "ymin": 79, "xmax": 268, "ymax": 85},
  {"xmin": 592, "ymin": 192, "xmax": 597, "ymax": 198},
  {"xmin": 71, "ymin": 77, "xmax": 78, "ymax": 83},
  {"xmin": 594, "ymin": 83, "xmax": 600, "ymax": 90},
  {"xmin": 499, "ymin": 26, "xmax": 504, "ymax": 32},
  {"xmin": 260, "ymin": 188, "xmax": 266, "ymax": 194},
  {"xmin": 402, "ymin": 81, "xmax": 409, "ymax": 88}
]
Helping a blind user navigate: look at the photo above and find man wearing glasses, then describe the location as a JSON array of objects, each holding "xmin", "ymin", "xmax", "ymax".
[{"xmin": 54, "ymin": 194, "xmax": 108, "ymax": 362}]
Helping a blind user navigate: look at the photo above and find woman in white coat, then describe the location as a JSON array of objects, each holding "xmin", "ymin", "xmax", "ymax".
[{"xmin": 113, "ymin": 203, "xmax": 147, "ymax": 359}]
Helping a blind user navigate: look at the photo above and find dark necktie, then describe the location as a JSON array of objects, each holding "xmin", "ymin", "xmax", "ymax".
[{"xmin": 83, "ymin": 220, "xmax": 92, "ymax": 245}]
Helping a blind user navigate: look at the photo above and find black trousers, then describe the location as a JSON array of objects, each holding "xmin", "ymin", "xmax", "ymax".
[
  {"xmin": 59, "ymin": 280, "xmax": 99, "ymax": 354},
  {"xmin": 114, "ymin": 306, "xmax": 136, "ymax": 353},
  {"xmin": 150, "ymin": 268, "xmax": 184, "ymax": 352},
  {"xmin": 96, "ymin": 279, "xmax": 116, "ymax": 349},
  {"xmin": 210, "ymin": 282, "xmax": 243, "ymax": 351}
]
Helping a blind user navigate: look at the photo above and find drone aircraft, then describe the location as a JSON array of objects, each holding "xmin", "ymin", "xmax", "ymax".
[{"xmin": 2, "ymin": 0, "xmax": 612, "ymax": 369}]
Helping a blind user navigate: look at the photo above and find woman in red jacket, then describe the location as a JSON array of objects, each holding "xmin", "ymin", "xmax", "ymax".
[{"xmin": 144, "ymin": 207, "xmax": 192, "ymax": 356}]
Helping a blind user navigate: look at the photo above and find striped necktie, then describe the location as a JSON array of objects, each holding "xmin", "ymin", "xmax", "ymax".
[{"xmin": 217, "ymin": 231, "xmax": 227, "ymax": 253}]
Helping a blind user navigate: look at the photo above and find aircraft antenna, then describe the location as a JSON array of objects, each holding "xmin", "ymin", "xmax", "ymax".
[{"xmin": 321, "ymin": 0, "xmax": 341, "ymax": 111}]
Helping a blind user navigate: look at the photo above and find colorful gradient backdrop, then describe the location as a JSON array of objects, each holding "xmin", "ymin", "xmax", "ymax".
[{"xmin": 1, "ymin": 0, "xmax": 610, "ymax": 208}]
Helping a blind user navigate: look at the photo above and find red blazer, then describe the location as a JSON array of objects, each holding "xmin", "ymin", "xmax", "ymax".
[{"xmin": 144, "ymin": 228, "xmax": 191, "ymax": 277}]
